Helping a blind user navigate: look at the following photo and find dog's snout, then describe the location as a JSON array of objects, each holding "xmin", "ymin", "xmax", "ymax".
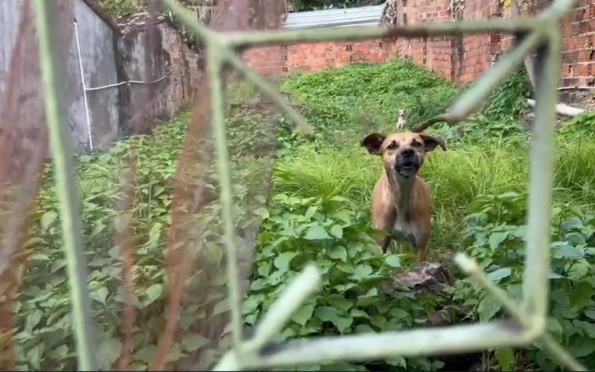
[{"xmin": 401, "ymin": 148, "xmax": 415, "ymax": 158}]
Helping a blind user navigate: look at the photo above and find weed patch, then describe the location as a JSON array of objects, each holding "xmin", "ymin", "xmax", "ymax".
[{"xmin": 15, "ymin": 59, "xmax": 595, "ymax": 372}]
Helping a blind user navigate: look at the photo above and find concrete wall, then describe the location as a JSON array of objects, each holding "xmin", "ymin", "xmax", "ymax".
[
  {"xmin": 116, "ymin": 24, "xmax": 202, "ymax": 137},
  {"xmin": 70, "ymin": 0, "xmax": 120, "ymax": 151},
  {"xmin": 0, "ymin": 0, "xmax": 202, "ymax": 154}
]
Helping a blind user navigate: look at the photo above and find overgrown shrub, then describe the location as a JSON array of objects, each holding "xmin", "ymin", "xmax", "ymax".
[
  {"xmin": 248, "ymin": 193, "xmax": 447, "ymax": 371},
  {"xmin": 14, "ymin": 108, "xmax": 276, "ymax": 371},
  {"xmin": 454, "ymin": 191, "xmax": 595, "ymax": 370},
  {"xmin": 15, "ymin": 57, "xmax": 595, "ymax": 372},
  {"xmin": 281, "ymin": 60, "xmax": 460, "ymax": 144}
]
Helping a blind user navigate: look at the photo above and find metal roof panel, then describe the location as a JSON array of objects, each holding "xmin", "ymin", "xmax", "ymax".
[{"xmin": 282, "ymin": 4, "xmax": 385, "ymax": 30}]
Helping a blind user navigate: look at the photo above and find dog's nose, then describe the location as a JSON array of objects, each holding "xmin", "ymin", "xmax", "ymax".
[{"xmin": 401, "ymin": 148, "xmax": 414, "ymax": 158}]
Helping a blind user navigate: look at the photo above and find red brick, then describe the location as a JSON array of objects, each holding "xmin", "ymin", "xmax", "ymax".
[{"xmin": 240, "ymin": 0, "xmax": 595, "ymax": 83}]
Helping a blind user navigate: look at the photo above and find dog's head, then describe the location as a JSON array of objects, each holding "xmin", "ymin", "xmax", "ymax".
[
  {"xmin": 360, "ymin": 131, "xmax": 446, "ymax": 178},
  {"xmin": 397, "ymin": 109, "xmax": 407, "ymax": 120}
]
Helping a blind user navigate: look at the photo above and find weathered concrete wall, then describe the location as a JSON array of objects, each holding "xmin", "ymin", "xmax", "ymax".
[
  {"xmin": 116, "ymin": 24, "xmax": 202, "ymax": 137},
  {"xmin": 69, "ymin": 0, "xmax": 120, "ymax": 151},
  {"xmin": 0, "ymin": 0, "xmax": 202, "ymax": 154}
]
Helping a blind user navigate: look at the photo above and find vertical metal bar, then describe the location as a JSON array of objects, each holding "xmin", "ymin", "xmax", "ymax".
[
  {"xmin": 74, "ymin": 19, "xmax": 94, "ymax": 150},
  {"xmin": 32, "ymin": 1, "xmax": 97, "ymax": 370},
  {"xmin": 522, "ymin": 29, "xmax": 561, "ymax": 326},
  {"xmin": 206, "ymin": 46, "xmax": 244, "ymax": 352}
]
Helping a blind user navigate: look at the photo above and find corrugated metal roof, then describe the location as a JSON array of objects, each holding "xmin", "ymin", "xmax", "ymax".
[{"xmin": 282, "ymin": 4, "xmax": 385, "ymax": 30}]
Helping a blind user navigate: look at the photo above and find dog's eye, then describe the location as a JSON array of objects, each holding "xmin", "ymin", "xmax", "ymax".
[
  {"xmin": 411, "ymin": 140, "xmax": 422, "ymax": 147},
  {"xmin": 387, "ymin": 141, "xmax": 398, "ymax": 150}
]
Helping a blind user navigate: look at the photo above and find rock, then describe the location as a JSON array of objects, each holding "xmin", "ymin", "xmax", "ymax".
[
  {"xmin": 379, "ymin": 262, "xmax": 459, "ymax": 327},
  {"xmin": 380, "ymin": 262, "xmax": 455, "ymax": 297}
]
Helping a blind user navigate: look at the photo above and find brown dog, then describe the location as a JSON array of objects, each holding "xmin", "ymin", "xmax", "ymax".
[{"xmin": 360, "ymin": 131, "xmax": 446, "ymax": 263}]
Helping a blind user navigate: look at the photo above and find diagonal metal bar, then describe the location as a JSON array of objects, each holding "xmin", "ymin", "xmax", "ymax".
[
  {"xmin": 456, "ymin": 254, "xmax": 587, "ymax": 371},
  {"xmin": 220, "ymin": 321, "xmax": 530, "ymax": 369},
  {"xmin": 32, "ymin": 0, "xmax": 97, "ymax": 370},
  {"xmin": 224, "ymin": 19, "xmax": 541, "ymax": 47}
]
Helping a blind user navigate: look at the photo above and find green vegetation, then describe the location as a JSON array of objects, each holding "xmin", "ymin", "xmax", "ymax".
[
  {"xmin": 96, "ymin": 0, "xmax": 148, "ymax": 17},
  {"xmin": 96, "ymin": 0, "xmax": 383, "ymax": 17},
  {"xmin": 12, "ymin": 59, "xmax": 595, "ymax": 371}
]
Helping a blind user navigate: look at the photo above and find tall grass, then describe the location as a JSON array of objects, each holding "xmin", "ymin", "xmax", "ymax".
[{"xmin": 273, "ymin": 135, "xmax": 595, "ymax": 257}]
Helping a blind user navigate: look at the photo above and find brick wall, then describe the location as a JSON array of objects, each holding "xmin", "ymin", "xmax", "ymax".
[{"xmin": 243, "ymin": 0, "xmax": 595, "ymax": 87}]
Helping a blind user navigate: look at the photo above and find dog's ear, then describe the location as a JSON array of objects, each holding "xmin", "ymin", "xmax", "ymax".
[
  {"xmin": 420, "ymin": 134, "xmax": 447, "ymax": 152},
  {"xmin": 360, "ymin": 133, "xmax": 386, "ymax": 155}
]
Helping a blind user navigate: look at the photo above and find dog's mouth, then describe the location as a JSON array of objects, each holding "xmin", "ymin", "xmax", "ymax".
[
  {"xmin": 400, "ymin": 160, "xmax": 416, "ymax": 169},
  {"xmin": 395, "ymin": 159, "xmax": 420, "ymax": 176}
]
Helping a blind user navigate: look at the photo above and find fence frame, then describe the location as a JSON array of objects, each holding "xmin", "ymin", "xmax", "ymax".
[{"xmin": 32, "ymin": 0, "xmax": 584, "ymax": 370}]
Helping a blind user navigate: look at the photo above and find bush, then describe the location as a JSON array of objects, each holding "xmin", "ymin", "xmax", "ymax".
[
  {"xmin": 454, "ymin": 191, "xmax": 595, "ymax": 370},
  {"xmin": 16, "ymin": 58, "xmax": 595, "ymax": 372},
  {"xmin": 248, "ymin": 193, "xmax": 446, "ymax": 371},
  {"xmin": 14, "ymin": 108, "xmax": 277, "ymax": 371},
  {"xmin": 281, "ymin": 60, "xmax": 460, "ymax": 144}
]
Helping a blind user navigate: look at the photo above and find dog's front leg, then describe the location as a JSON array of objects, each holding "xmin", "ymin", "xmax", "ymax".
[
  {"xmin": 414, "ymin": 236, "xmax": 429, "ymax": 263},
  {"xmin": 379, "ymin": 235, "xmax": 392, "ymax": 253}
]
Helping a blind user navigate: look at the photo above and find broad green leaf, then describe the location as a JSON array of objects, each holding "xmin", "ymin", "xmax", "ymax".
[
  {"xmin": 565, "ymin": 232, "xmax": 586, "ymax": 245},
  {"xmin": 477, "ymin": 296, "xmax": 502, "ymax": 321},
  {"xmin": 561, "ymin": 217, "xmax": 583, "ymax": 231},
  {"xmin": 566, "ymin": 259, "xmax": 590, "ymax": 280},
  {"xmin": 488, "ymin": 231, "xmax": 507, "ymax": 250},
  {"xmin": 213, "ymin": 299, "xmax": 230, "ymax": 316},
  {"xmin": 335, "ymin": 262, "xmax": 354, "ymax": 274},
  {"xmin": 305, "ymin": 205, "xmax": 318, "ymax": 219},
  {"xmin": 547, "ymin": 317, "xmax": 563, "ymax": 336},
  {"xmin": 487, "ymin": 267, "xmax": 511, "ymax": 283},
  {"xmin": 48, "ymin": 344, "xmax": 69, "ymax": 360},
  {"xmin": 584, "ymin": 309, "xmax": 595, "ymax": 320},
  {"xmin": 385, "ymin": 254, "xmax": 401, "ymax": 268},
  {"xmin": 352, "ymin": 264, "xmax": 373, "ymax": 281},
  {"xmin": 333, "ymin": 209, "xmax": 353, "ymax": 224},
  {"xmin": 553, "ymin": 245, "xmax": 584, "ymax": 259},
  {"xmin": 90, "ymin": 287, "xmax": 109, "ymax": 305},
  {"xmin": 274, "ymin": 251, "xmax": 299, "ymax": 272},
  {"xmin": 354, "ymin": 324, "xmax": 375, "ymax": 333},
  {"xmin": 569, "ymin": 281, "xmax": 594, "ymax": 310},
  {"xmin": 494, "ymin": 347, "xmax": 515, "ymax": 371},
  {"xmin": 329, "ymin": 225, "xmax": 343, "ymax": 239},
  {"xmin": 321, "ymin": 361, "xmax": 366, "ymax": 371},
  {"xmin": 292, "ymin": 302, "xmax": 316, "ymax": 326},
  {"xmin": 165, "ymin": 342, "xmax": 186, "ymax": 362},
  {"xmin": 97, "ymin": 338, "xmax": 122, "ymax": 370},
  {"xmin": 388, "ymin": 308, "xmax": 409, "ymax": 320},
  {"xmin": 350, "ymin": 309, "xmax": 370, "ymax": 319},
  {"xmin": 25, "ymin": 309, "xmax": 43, "ymax": 332},
  {"xmin": 387, "ymin": 357, "xmax": 406, "ymax": 368},
  {"xmin": 254, "ymin": 207, "xmax": 270, "ymax": 220},
  {"xmin": 40, "ymin": 211, "xmax": 58, "ymax": 230},
  {"xmin": 130, "ymin": 363, "xmax": 147, "ymax": 371},
  {"xmin": 144, "ymin": 283, "xmax": 163, "ymax": 306},
  {"xmin": 333, "ymin": 316, "xmax": 353, "ymax": 333},
  {"xmin": 26, "ymin": 344, "xmax": 42, "ymax": 370},
  {"xmin": 569, "ymin": 335, "xmax": 595, "ymax": 358},
  {"xmin": 328, "ymin": 246, "xmax": 347, "ymax": 262},
  {"xmin": 134, "ymin": 345, "xmax": 157, "ymax": 363},
  {"xmin": 328, "ymin": 295, "xmax": 353, "ymax": 311},
  {"xmin": 181, "ymin": 333, "xmax": 210, "ymax": 352},
  {"xmin": 315, "ymin": 306, "xmax": 339, "ymax": 322},
  {"xmin": 257, "ymin": 261, "xmax": 272, "ymax": 277},
  {"xmin": 304, "ymin": 224, "xmax": 331, "ymax": 240},
  {"xmin": 148, "ymin": 223, "xmax": 162, "ymax": 243}
]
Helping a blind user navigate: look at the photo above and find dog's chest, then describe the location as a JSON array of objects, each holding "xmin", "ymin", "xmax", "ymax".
[{"xmin": 391, "ymin": 217, "xmax": 419, "ymax": 246}]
